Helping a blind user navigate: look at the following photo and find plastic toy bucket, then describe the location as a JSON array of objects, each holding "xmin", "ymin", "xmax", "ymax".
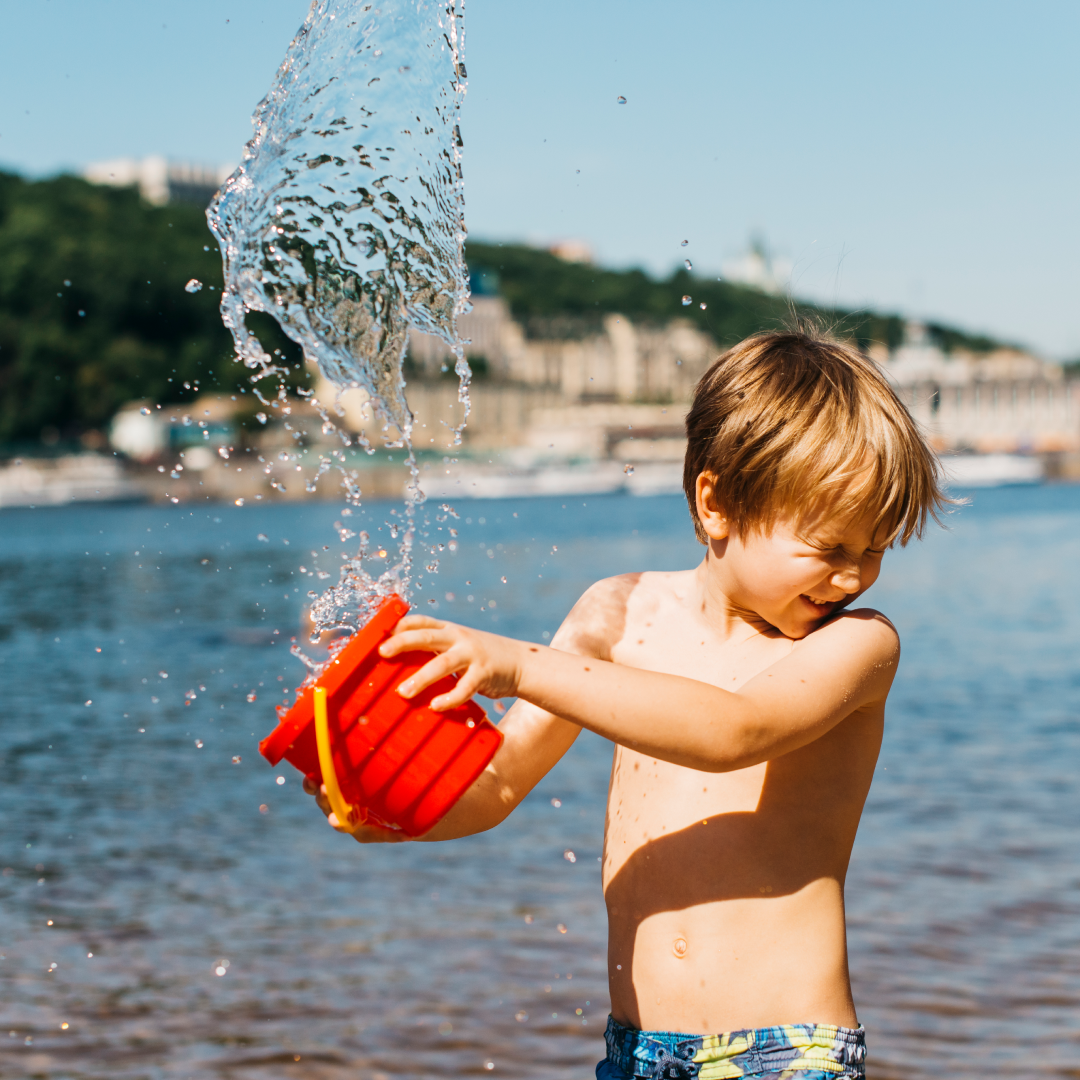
[{"xmin": 259, "ymin": 594, "xmax": 502, "ymax": 837}]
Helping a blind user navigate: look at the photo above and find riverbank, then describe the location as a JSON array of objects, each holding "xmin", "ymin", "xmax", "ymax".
[{"xmin": 2, "ymin": 448, "xmax": 1079, "ymax": 509}]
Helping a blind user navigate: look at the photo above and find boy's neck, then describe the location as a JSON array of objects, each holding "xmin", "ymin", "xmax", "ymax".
[{"xmin": 694, "ymin": 553, "xmax": 783, "ymax": 643}]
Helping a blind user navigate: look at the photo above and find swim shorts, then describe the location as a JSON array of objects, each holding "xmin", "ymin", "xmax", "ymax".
[{"xmin": 596, "ymin": 1014, "xmax": 866, "ymax": 1079}]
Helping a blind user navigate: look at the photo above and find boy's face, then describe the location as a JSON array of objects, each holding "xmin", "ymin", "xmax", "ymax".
[{"xmin": 698, "ymin": 478, "xmax": 887, "ymax": 638}]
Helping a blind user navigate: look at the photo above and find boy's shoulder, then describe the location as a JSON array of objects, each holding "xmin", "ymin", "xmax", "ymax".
[
  {"xmin": 806, "ymin": 607, "xmax": 899, "ymax": 650},
  {"xmin": 552, "ymin": 570, "xmax": 695, "ymax": 659},
  {"xmin": 790, "ymin": 607, "xmax": 901, "ymax": 695}
]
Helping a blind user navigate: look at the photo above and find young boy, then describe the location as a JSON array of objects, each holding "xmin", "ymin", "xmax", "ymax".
[{"xmin": 306, "ymin": 329, "xmax": 946, "ymax": 1079}]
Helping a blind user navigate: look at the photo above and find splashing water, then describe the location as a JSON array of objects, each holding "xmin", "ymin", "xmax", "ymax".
[{"xmin": 207, "ymin": 0, "xmax": 470, "ymax": 655}]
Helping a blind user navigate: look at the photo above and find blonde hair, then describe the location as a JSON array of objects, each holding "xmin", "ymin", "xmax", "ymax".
[{"xmin": 682, "ymin": 328, "xmax": 948, "ymax": 546}]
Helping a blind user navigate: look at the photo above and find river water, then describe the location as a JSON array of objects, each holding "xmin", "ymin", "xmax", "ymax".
[{"xmin": 1, "ymin": 484, "xmax": 1078, "ymax": 1079}]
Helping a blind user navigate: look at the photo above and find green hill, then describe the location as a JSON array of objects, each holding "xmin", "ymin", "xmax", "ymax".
[{"xmin": 0, "ymin": 171, "xmax": 1003, "ymax": 447}]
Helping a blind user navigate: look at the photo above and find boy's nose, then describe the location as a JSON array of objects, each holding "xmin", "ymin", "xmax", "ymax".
[{"xmin": 830, "ymin": 566, "xmax": 862, "ymax": 594}]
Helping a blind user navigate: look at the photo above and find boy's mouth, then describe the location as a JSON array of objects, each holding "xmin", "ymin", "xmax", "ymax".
[{"xmin": 801, "ymin": 595, "xmax": 835, "ymax": 610}]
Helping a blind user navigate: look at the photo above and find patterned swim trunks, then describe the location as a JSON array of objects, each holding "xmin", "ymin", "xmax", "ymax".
[{"xmin": 596, "ymin": 1015, "xmax": 866, "ymax": 1079}]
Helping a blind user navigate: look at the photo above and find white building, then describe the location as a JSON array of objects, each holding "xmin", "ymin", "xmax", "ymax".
[{"xmin": 83, "ymin": 156, "xmax": 234, "ymax": 207}]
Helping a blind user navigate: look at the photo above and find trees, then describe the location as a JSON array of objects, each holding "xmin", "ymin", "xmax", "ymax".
[
  {"xmin": 0, "ymin": 172, "xmax": 239, "ymax": 443},
  {"xmin": 0, "ymin": 172, "xmax": 1002, "ymax": 448}
]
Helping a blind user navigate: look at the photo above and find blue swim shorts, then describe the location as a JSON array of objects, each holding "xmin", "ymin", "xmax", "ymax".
[{"xmin": 596, "ymin": 1014, "xmax": 866, "ymax": 1079}]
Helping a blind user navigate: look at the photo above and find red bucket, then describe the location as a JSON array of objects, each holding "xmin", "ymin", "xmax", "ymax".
[{"xmin": 259, "ymin": 594, "xmax": 502, "ymax": 837}]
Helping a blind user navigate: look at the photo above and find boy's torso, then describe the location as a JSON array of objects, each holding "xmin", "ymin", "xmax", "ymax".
[{"xmin": 596, "ymin": 570, "xmax": 883, "ymax": 1035}]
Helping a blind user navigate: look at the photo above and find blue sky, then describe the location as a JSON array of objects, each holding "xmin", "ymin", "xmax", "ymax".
[{"xmin": 1, "ymin": 0, "xmax": 1077, "ymax": 357}]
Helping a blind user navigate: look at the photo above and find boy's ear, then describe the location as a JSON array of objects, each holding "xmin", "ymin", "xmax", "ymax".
[{"xmin": 695, "ymin": 472, "xmax": 730, "ymax": 540}]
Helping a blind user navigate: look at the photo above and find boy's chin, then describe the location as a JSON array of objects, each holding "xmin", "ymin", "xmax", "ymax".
[{"xmin": 771, "ymin": 600, "xmax": 849, "ymax": 638}]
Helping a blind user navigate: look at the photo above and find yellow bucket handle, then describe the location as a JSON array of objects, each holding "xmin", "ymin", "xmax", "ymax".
[{"xmin": 313, "ymin": 686, "xmax": 365, "ymax": 832}]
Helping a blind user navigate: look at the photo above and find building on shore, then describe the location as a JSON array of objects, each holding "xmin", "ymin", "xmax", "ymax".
[
  {"xmin": 83, "ymin": 156, "xmax": 233, "ymax": 207},
  {"xmin": 878, "ymin": 323, "xmax": 1078, "ymax": 455}
]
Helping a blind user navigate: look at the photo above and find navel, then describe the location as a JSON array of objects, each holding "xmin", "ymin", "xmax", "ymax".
[{"xmin": 672, "ymin": 937, "xmax": 688, "ymax": 959}]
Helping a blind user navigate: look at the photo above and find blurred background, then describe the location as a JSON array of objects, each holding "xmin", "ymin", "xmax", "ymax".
[{"xmin": 1, "ymin": 3, "xmax": 1078, "ymax": 1078}]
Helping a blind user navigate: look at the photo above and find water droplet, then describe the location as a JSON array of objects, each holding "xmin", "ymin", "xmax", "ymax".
[
  {"xmin": 194, "ymin": 739, "xmax": 204, "ymax": 748},
  {"xmin": 551, "ymin": 797, "xmax": 562, "ymax": 807},
  {"xmin": 556, "ymin": 923, "xmax": 568, "ymax": 934},
  {"xmin": 184, "ymin": 278, "xmax": 203, "ymax": 293},
  {"xmin": 680, "ymin": 239, "xmax": 689, "ymax": 247},
  {"xmin": 60, "ymin": 1022, "xmax": 69, "ymax": 1030},
  {"xmin": 484, "ymin": 1062, "xmax": 495, "ymax": 1071},
  {"xmin": 684, "ymin": 259, "xmax": 692, "ymax": 270},
  {"xmin": 515, "ymin": 1010, "xmax": 528, "ymax": 1022},
  {"xmin": 438, "ymin": 1021, "xmax": 453, "ymax": 1035},
  {"xmin": 276, "ymin": 775, "xmax": 286, "ymax": 785},
  {"xmin": 257, "ymin": 533, "xmax": 269, "ymax": 542},
  {"xmin": 140, "ymin": 406, "xmax": 151, "ymax": 415},
  {"xmin": 232, "ymin": 755, "xmax": 242, "ymax": 764},
  {"xmin": 218, "ymin": 446, "xmax": 230, "ymax": 460},
  {"xmin": 84, "ymin": 699, "xmax": 92, "ymax": 706},
  {"xmin": 159, "ymin": 671, "xmax": 168, "ymax": 679},
  {"xmin": 681, "ymin": 295, "xmax": 692, "ymax": 306},
  {"xmin": 247, "ymin": 691, "xmax": 258, "ymax": 702},
  {"xmin": 563, "ymin": 850, "xmax": 577, "ymax": 863},
  {"xmin": 699, "ymin": 302, "xmax": 707, "ymax": 310},
  {"xmin": 185, "ymin": 689, "xmax": 197, "ymax": 701},
  {"xmin": 616, "ymin": 95, "xmax": 627, "ymax": 104},
  {"xmin": 259, "ymin": 803, "xmax": 269, "ymax": 814},
  {"xmin": 255, "ymin": 413, "xmax": 267, "ymax": 425},
  {"xmin": 623, "ymin": 464, "xmax": 635, "ymax": 476}
]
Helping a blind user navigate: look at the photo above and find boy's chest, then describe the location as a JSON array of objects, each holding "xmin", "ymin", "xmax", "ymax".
[{"xmin": 608, "ymin": 606, "xmax": 792, "ymax": 692}]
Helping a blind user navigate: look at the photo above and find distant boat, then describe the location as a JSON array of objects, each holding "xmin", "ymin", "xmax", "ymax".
[
  {"xmin": 0, "ymin": 455, "xmax": 145, "ymax": 508},
  {"xmin": 941, "ymin": 453, "xmax": 1043, "ymax": 488},
  {"xmin": 419, "ymin": 460, "xmax": 684, "ymax": 500}
]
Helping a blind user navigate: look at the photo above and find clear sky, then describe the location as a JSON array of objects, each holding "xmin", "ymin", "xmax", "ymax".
[{"xmin": 1, "ymin": 0, "xmax": 1077, "ymax": 357}]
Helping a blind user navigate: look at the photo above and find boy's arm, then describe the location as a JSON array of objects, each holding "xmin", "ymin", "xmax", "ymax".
[
  {"xmin": 384, "ymin": 608, "xmax": 900, "ymax": 774},
  {"xmin": 305, "ymin": 577, "xmax": 631, "ymax": 841}
]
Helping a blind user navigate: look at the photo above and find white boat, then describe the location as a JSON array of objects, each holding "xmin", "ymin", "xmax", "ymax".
[
  {"xmin": 941, "ymin": 453, "xmax": 1043, "ymax": 487},
  {"xmin": 0, "ymin": 455, "xmax": 145, "ymax": 508},
  {"xmin": 419, "ymin": 459, "xmax": 686, "ymax": 500}
]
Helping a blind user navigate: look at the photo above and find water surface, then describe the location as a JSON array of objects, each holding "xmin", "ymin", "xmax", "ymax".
[{"xmin": 2, "ymin": 485, "xmax": 1078, "ymax": 1078}]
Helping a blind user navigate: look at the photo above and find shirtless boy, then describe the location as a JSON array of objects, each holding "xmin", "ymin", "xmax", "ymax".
[{"xmin": 306, "ymin": 330, "xmax": 946, "ymax": 1079}]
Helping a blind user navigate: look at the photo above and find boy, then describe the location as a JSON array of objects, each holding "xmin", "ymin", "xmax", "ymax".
[{"xmin": 306, "ymin": 330, "xmax": 946, "ymax": 1079}]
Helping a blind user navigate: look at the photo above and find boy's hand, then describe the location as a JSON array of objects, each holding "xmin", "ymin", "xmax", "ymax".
[
  {"xmin": 378, "ymin": 615, "xmax": 524, "ymax": 709},
  {"xmin": 302, "ymin": 775, "xmax": 411, "ymax": 843}
]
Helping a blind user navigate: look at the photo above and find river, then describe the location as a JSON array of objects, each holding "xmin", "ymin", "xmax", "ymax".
[{"xmin": 1, "ymin": 484, "xmax": 1078, "ymax": 1078}]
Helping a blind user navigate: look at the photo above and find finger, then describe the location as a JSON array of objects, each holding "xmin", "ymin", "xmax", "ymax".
[
  {"xmin": 349, "ymin": 822, "xmax": 411, "ymax": 845},
  {"xmin": 397, "ymin": 651, "xmax": 463, "ymax": 698},
  {"xmin": 302, "ymin": 775, "xmax": 318, "ymax": 795},
  {"xmin": 380, "ymin": 627, "xmax": 457, "ymax": 658},
  {"xmin": 430, "ymin": 668, "xmax": 481, "ymax": 711},
  {"xmin": 309, "ymin": 782, "xmax": 332, "ymax": 818},
  {"xmin": 393, "ymin": 615, "xmax": 448, "ymax": 633}
]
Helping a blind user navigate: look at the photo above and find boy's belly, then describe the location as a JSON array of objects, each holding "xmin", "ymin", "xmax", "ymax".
[
  {"xmin": 602, "ymin": 736, "xmax": 875, "ymax": 1034},
  {"xmin": 607, "ymin": 883, "xmax": 856, "ymax": 1034}
]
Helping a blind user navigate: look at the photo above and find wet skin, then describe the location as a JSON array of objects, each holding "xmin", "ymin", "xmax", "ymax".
[{"xmin": 308, "ymin": 474, "xmax": 899, "ymax": 1034}]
